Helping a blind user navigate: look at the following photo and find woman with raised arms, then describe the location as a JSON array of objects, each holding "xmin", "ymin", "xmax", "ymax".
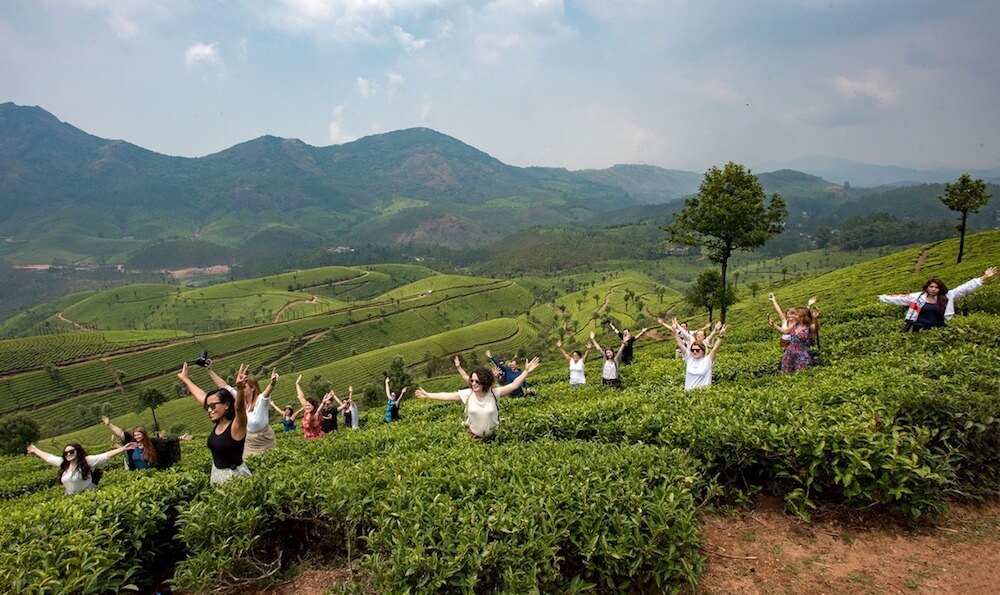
[
  {"xmin": 415, "ymin": 356, "xmax": 540, "ymax": 440},
  {"xmin": 878, "ymin": 266, "xmax": 996, "ymax": 332},
  {"xmin": 668, "ymin": 318, "xmax": 725, "ymax": 391},
  {"xmin": 27, "ymin": 441, "xmax": 137, "ymax": 495},
  {"xmin": 589, "ymin": 331, "xmax": 626, "ymax": 388},
  {"xmin": 100, "ymin": 416, "xmax": 191, "ymax": 470},
  {"xmin": 294, "ymin": 375, "xmax": 332, "ymax": 439},
  {"xmin": 177, "ymin": 362, "xmax": 251, "ymax": 484},
  {"xmin": 205, "ymin": 364, "xmax": 279, "ymax": 456},
  {"xmin": 556, "ymin": 339, "xmax": 591, "ymax": 388}
]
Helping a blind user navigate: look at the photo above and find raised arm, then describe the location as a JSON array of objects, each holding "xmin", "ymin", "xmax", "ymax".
[
  {"xmin": 705, "ymin": 322, "xmax": 722, "ymax": 345},
  {"xmin": 26, "ymin": 444, "xmax": 61, "ymax": 466},
  {"xmin": 668, "ymin": 320, "xmax": 688, "ymax": 353},
  {"xmin": 613, "ymin": 340, "xmax": 626, "ymax": 364},
  {"xmin": 260, "ymin": 369, "xmax": 279, "ymax": 398},
  {"xmin": 769, "ymin": 293, "xmax": 787, "ymax": 325},
  {"xmin": 878, "ymin": 291, "xmax": 916, "ymax": 306},
  {"xmin": 607, "ymin": 320, "xmax": 622, "ymax": 337},
  {"xmin": 768, "ymin": 314, "xmax": 792, "ymax": 334},
  {"xmin": 709, "ymin": 325, "xmax": 726, "ymax": 360},
  {"xmin": 231, "ymin": 364, "xmax": 249, "ymax": 440},
  {"xmin": 589, "ymin": 331, "xmax": 602, "ymax": 354},
  {"xmin": 101, "ymin": 415, "xmax": 126, "ymax": 441},
  {"xmin": 556, "ymin": 340, "xmax": 572, "ymax": 362},
  {"xmin": 949, "ymin": 266, "xmax": 996, "ymax": 301},
  {"xmin": 294, "ymin": 374, "xmax": 309, "ymax": 409},
  {"xmin": 269, "ymin": 399, "xmax": 285, "ymax": 415},
  {"xmin": 632, "ymin": 327, "xmax": 651, "ymax": 340},
  {"xmin": 205, "ymin": 361, "xmax": 229, "ymax": 390},
  {"xmin": 397, "ymin": 386, "xmax": 407, "ymax": 404},
  {"xmin": 494, "ymin": 357, "xmax": 541, "ymax": 398},
  {"xmin": 413, "ymin": 387, "xmax": 463, "ymax": 402},
  {"xmin": 177, "ymin": 362, "xmax": 208, "ymax": 405},
  {"xmin": 90, "ymin": 442, "xmax": 139, "ymax": 466},
  {"xmin": 453, "ymin": 356, "xmax": 470, "ymax": 384}
]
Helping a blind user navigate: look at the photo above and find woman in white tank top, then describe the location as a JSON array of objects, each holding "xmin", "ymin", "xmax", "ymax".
[{"xmin": 556, "ymin": 339, "xmax": 591, "ymax": 387}]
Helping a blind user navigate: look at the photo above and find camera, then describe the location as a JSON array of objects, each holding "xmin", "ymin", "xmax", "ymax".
[{"xmin": 192, "ymin": 350, "xmax": 211, "ymax": 368}]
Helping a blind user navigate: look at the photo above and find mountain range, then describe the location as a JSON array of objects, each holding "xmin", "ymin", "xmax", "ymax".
[{"xmin": 0, "ymin": 102, "xmax": 996, "ymax": 267}]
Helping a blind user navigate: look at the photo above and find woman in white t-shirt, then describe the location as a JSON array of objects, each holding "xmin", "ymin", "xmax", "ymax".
[
  {"xmin": 555, "ymin": 339, "xmax": 591, "ymax": 387},
  {"xmin": 27, "ymin": 441, "xmax": 137, "ymax": 495},
  {"xmin": 415, "ymin": 357, "xmax": 540, "ymax": 439},
  {"xmin": 668, "ymin": 318, "xmax": 726, "ymax": 390}
]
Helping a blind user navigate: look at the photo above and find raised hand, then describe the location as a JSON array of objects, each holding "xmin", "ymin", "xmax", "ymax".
[
  {"xmin": 719, "ymin": 324, "xmax": 728, "ymax": 336},
  {"xmin": 485, "ymin": 349, "xmax": 493, "ymax": 359},
  {"xmin": 768, "ymin": 292, "xmax": 776, "ymax": 301},
  {"xmin": 235, "ymin": 363, "xmax": 249, "ymax": 387},
  {"xmin": 180, "ymin": 434, "xmax": 193, "ymax": 441},
  {"xmin": 589, "ymin": 331, "xmax": 595, "ymax": 340},
  {"xmin": 983, "ymin": 266, "xmax": 997, "ymax": 281},
  {"xmin": 524, "ymin": 357, "xmax": 541, "ymax": 373},
  {"xmin": 269, "ymin": 369, "xmax": 279, "ymax": 384},
  {"xmin": 556, "ymin": 339, "xmax": 563, "ymax": 347},
  {"xmin": 295, "ymin": 375, "xmax": 302, "ymax": 387},
  {"xmin": 124, "ymin": 441, "xmax": 140, "ymax": 451},
  {"xmin": 808, "ymin": 296, "xmax": 818, "ymax": 307},
  {"xmin": 414, "ymin": 388, "xmax": 429, "ymax": 399},
  {"xmin": 101, "ymin": 415, "xmax": 110, "ymax": 426},
  {"xmin": 453, "ymin": 355, "xmax": 462, "ymax": 368},
  {"xmin": 177, "ymin": 362, "xmax": 189, "ymax": 380}
]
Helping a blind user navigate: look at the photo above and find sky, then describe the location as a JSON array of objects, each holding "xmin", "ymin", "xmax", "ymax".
[{"xmin": 1, "ymin": 0, "xmax": 998, "ymax": 172}]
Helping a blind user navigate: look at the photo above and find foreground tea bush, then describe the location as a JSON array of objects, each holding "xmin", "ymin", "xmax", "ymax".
[{"xmin": 173, "ymin": 432, "xmax": 704, "ymax": 593}]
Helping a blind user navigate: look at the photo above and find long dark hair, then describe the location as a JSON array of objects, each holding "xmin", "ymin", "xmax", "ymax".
[
  {"xmin": 923, "ymin": 278, "xmax": 949, "ymax": 315},
  {"xmin": 132, "ymin": 426, "xmax": 159, "ymax": 467},
  {"xmin": 204, "ymin": 387, "xmax": 236, "ymax": 421},
  {"xmin": 469, "ymin": 366, "xmax": 496, "ymax": 391},
  {"xmin": 59, "ymin": 443, "xmax": 92, "ymax": 482}
]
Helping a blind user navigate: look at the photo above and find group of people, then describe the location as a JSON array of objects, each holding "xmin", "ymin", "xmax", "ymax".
[{"xmin": 26, "ymin": 266, "xmax": 997, "ymax": 493}]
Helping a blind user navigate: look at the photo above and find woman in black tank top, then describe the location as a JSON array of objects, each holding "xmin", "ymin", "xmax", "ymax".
[{"xmin": 178, "ymin": 362, "xmax": 252, "ymax": 484}]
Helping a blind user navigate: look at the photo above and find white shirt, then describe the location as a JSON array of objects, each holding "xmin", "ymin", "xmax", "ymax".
[
  {"xmin": 44, "ymin": 453, "xmax": 112, "ymax": 495},
  {"xmin": 568, "ymin": 358, "xmax": 586, "ymax": 385},
  {"xmin": 227, "ymin": 384, "xmax": 271, "ymax": 433},
  {"xmin": 459, "ymin": 388, "xmax": 500, "ymax": 438},
  {"xmin": 683, "ymin": 352, "xmax": 714, "ymax": 391},
  {"xmin": 602, "ymin": 359, "xmax": 619, "ymax": 380}
]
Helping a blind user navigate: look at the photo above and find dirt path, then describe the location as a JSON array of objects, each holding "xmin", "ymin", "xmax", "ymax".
[
  {"xmin": 698, "ymin": 497, "xmax": 1000, "ymax": 594},
  {"xmin": 56, "ymin": 311, "xmax": 91, "ymax": 332},
  {"xmin": 914, "ymin": 248, "xmax": 931, "ymax": 274},
  {"xmin": 274, "ymin": 295, "xmax": 319, "ymax": 323}
]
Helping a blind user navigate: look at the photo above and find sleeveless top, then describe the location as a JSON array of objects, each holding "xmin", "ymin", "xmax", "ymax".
[
  {"xmin": 302, "ymin": 413, "xmax": 324, "ymax": 439},
  {"xmin": 569, "ymin": 359, "xmax": 586, "ymax": 385},
  {"xmin": 207, "ymin": 421, "xmax": 245, "ymax": 469},
  {"xmin": 282, "ymin": 417, "xmax": 295, "ymax": 431}
]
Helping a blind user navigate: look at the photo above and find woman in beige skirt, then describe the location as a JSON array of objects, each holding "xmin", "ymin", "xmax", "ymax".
[{"xmin": 207, "ymin": 363, "xmax": 280, "ymax": 456}]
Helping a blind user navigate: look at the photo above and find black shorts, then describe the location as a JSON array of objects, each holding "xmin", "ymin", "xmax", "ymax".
[{"xmin": 602, "ymin": 377, "xmax": 622, "ymax": 389}]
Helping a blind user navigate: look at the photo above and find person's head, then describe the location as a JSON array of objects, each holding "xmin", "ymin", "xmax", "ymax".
[
  {"xmin": 131, "ymin": 426, "xmax": 159, "ymax": 466},
  {"xmin": 622, "ymin": 329, "xmax": 632, "ymax": 340},
  {"xmin": 468, "ymin": 366, "xmax": 496, "ymax": 393},
  {"xmin": 389, "ymin": 391, "xmax": 398, "ymax": 402},
  {"xmin": 571, "ymin": 350, "xmax": 582, "ymax": 361},
  {"xmin": 694, "ymin": 330, "xmax": 706, "ymax": 341},
  {"xmin": 604, "ymin": 348, "xmax": 615, "ymax": 360},
  {"xmin": 204, "ymin": 388, "xmax": 236, "ymax": 423},
  {"xmin": 785, "ymin": 308, "xmax": 795, "ymax": 320},
  {"xmin": 680, "ymin": 322, "xmax": 688, "ymax": 330},
  {"xmin": 791, "ymin": 307, "xmax": 814, "ymax": 327},
  {"xmin": 508, "ymin": 358, "xmax": 520, "ymax": 371},
  {"xmin": 240, "ymin": 374, "xmax": 260, "ymax": 400},
  {"xmin": 923, "ymin": 278, "xmax": 950, "ymax": 313},
  {"xmin": 284, "ymin": 406, "xmax": 294, "ymax": 417},
  {"xmin": 59, "ymin": 443, "xmax": 92, "ymax": 481},
  {"xmin": 305, "ymin": 397, "xmax": 319, "ymax": 415},
  {"xmin": 689, "ymin": 341, "xmax": 707, "ymax": 359}
]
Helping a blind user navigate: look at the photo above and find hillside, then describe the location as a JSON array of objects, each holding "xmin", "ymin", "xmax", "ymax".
[{"xmin": 1, "ymin": 232, "xmax": 997, "ymax": 592}]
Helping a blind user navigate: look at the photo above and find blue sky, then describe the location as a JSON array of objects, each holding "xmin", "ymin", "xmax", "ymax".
[{"xmin": 2, "ymin": 0, "xmax": 998, "ymax": 171}]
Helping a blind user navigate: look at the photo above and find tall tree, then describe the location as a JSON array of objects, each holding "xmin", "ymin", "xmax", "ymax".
[
  {"xmin": 135, "ymin": 388, "xmax": 168, "ymax": 434},
  {"xmin": 667, "ymin": 162, "xmax": 787, "ymax": 322},
  {"xmin": 940, "ymin": 173, "xmax": 991, "ymax": 263},
  {"xmin": 685, "ymin": 269, "xmax": 735, "ymax": 322}
]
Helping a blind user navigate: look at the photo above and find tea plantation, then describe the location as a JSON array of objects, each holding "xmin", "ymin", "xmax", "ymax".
[{"xmin": 0, "ymin": 232, "xmax": 997, "ymax": 593}]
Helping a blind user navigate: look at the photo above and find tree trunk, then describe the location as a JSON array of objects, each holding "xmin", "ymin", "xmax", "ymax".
[
  {"xmin": 150, "ymin": 406, "xmax": 160, "ymax": 434},
  {"xmin": 720, "ymin": 251, "xmax": 730, "ymax": 323},
  {"xmin": 957, "ymin": 211, "xmax": 967, "ymax": 264},
  {"xmin": 708, "ymin": 307, "xmax": 713, "ymax": 323}
]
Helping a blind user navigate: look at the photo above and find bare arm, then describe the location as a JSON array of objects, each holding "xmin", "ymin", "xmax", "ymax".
[
  {"xmin": 453, "ymin": 356, "xmax": 470, "ymax": 384},
  {"xmin": 231, "ymin": 364, "xmax": 249, "ymax": 440},
  {"xmin": 414, "ymin": 387, "xmax": 463, "ymax": 402},
  {"xmin": 494, "ymin": 357, "xmax": 540, "ymax": 398},
  {"xmin": 709, "ymin": 325, "xmax": 726, "ymax": 360},
  {"xmin": 397, "ymin": 386, "xmax": 407, "ymax": 404},
  {"xmin": 632, "ymin": 327, "xmax": 651, "ymax": 340},
  {"xmin": 269, "ymin": 400, "xmax": 285, "ymax": 415},
  {"xmin": 177, "ymin": 362, "xmax": 207, "ymax": 405},
  {"xmin": 589, "ymin": 331, "xmax": 602, "ymax": 354},
  {"xmin": 26, "ymin": 444, "xmax": 61, "ymax": 466},
  {"xmin": 294, "ymin": 375, "xmax": 309, "ymax": 409},
  {"xmin": 556, "ymin": 340, "xmax": 571, "ymax": 362},
  {"xmin": 205, "ymin": 362, "xmax": 229, "ymax": 390},
  {"xmin": 101, "ymin": 415, "xmax": 126, "ymax": 441},
  {"xmin": 260, "ymin": 369, "xmax": 279, "ymax": 398},
  {"xmin": 768, "ymin": 315, "xmax": 792, "ymax": 334},
  {"xmin": 669, "ymin": 322, "xmax": 688, "ymax": 354}
]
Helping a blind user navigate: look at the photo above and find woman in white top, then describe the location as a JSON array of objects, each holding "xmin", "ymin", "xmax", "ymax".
[
  {"xmin": 27, "ymin": 441, "xmax": 137, "ymax": 495},
  {"xmin": 668, "ymin": 318, "xmax": 726, "ymax": 391},
  {"xmin": 207, "ymin": 364, "xmax": 279, "ymax": 456},
  {"xmin": 333, "ymin": 386, "xmax": 360, "ymax": 430},
  {"xmin": 878, "ymin": 267, "xmax": 995, "ymax": 331},
  {"xmin": 589, "ymin": 331, "xmax": 626, "ymax": 388},
  {"xmin": 556, "ymin": 339, "xmax": 591, "ymax": 387},
  {"xmin": 416, "ymin": 357, "xmax": 540, "ymax": 439}
]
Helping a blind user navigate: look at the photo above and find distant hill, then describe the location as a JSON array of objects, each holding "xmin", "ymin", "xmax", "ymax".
[
  {"xmin": 0, "ymin": 103, "xmax": 696, "ymax": 263},
  {"xmin": 761, "ymin": 155, "xmax": 1000, "ymax": 188}
]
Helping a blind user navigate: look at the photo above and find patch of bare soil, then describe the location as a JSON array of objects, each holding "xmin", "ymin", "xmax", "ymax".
[
  {"xmin": 258, "ymin": 560, "xmax": 372, "ymax": 595},
  {"xmin": 698, "ymin": 497, "xmax": 1000, "ymax": 594}
]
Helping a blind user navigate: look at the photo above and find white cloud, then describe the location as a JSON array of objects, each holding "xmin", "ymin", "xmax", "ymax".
[
  {"xmin": 420, "ymin": 102, "xmax": 432, "ymax": 123},
  {"xmin": 328, "ymin": 104, "xmax": 355, "ymax": 143},
  {"xmin": 355, "ymin": 76, "xmax": 378, "ymax": 97},
  {"xmin": 832, "ymin": 69, "xmax": 899, "ymax": 105},
  {"xmin": 386, "ymin": 71, "xmax": 405, "ymax": 97},
  {"xmin": 258, "ymin": 0, "xmax": 443, "ymax": 42},
  {"xmin": 393, "ymin": 25, "xmax": 429, "ymax": 52},
  {"xmin": 184, "ymin": 42, "xmax": 221, "ymax": 66}
]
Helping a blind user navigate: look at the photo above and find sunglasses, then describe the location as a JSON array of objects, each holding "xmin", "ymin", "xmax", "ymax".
[
  {"xmin": 206, "ymin": 402, "xmax": 224, "ymax": 411},
  {"xmin": 64, "ymin": 449, "xmax": 76, "ymax": 455},
  {"xmin": 690, "ymin": 348, "xmax": 704, "ymax": 354},
  {"xmin": 469, "ymin": 378, "xmax": 482, "ymax": 385}
]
